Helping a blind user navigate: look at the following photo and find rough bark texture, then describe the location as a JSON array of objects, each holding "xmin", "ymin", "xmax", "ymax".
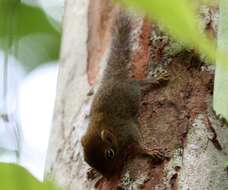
[{"xmin": 45, "ymin": 1, "xmax": 228, "ymax": 190}]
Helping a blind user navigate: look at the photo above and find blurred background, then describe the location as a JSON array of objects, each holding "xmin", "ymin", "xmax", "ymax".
[{"xmin": 0, "ymin": 0, "xmax": 64, "ymax": 180}]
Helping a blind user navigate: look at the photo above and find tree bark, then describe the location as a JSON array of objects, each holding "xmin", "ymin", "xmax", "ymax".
[{"xmin": 45, "ymin": 1, "xmax": 228, "ymax": 190}]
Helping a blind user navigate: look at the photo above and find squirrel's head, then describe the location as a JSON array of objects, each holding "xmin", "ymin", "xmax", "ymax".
[{"xmin": 81, "ymin": 129, "xmax": 119, "ymax": 178}]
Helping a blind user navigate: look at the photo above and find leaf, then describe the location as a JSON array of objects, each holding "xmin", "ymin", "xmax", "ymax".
[
  {"xmin": 16, "ymin": 33, "xmax": 60, "ymax": 70},
  {"xmin": 0, "ymin": 1, "xmax": 61, "ymax": 70},
  {"xmin": 0, "ymin": 163, "xmax": 60, "ymax": 190}
]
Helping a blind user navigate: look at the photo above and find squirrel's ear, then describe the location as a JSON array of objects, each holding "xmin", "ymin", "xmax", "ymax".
[{"xmin": 101, "ymin": 129, "xmax": 116, "ymax": 146}]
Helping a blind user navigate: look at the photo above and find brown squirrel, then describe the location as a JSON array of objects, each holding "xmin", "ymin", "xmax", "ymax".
[{"xmin": 81, "ymin": 8, "xmax": 169, "ymax": 179}]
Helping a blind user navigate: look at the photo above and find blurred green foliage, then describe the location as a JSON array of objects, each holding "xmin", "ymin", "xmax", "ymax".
[
  {"xmin": 0, "ymin": 0, "xmax": 61, "ymax": 71},
  {"xmin": 0, "ymin": 163, "xmax": 60, "ymax": 190}
]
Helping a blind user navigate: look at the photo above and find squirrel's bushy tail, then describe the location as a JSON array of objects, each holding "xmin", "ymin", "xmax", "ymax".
[{"xmin": 103, "ymin": 8, "xmax": 132, "ymax": 81}]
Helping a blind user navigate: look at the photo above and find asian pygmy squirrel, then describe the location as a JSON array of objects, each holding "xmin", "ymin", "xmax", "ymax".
[{"xmin": 81, "ymin": 8, "xmax": 168, "ymax": 179}]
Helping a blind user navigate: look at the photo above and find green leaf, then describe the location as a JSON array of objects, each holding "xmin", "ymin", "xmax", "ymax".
[
  {"xmin": 115, "ymin": 0, "xmax": 216, "ymax": 61},
  {"xmin": 0, "ymin": 163, "xmax": 60, "ymax": 190},
  {"xmin": 0, "ymin": 1, "xmax": 61, "ymax": 71},
  {"xmin": 16, "ymin": 33, "xmax": 60, "ymax": 70},
  {"xmin": 0, "ymin": 1, "xmax": 60, "ymax": 44},
  {"xmin": 15, "ymin": 3, "xmax": 60, "ymax": 38}
]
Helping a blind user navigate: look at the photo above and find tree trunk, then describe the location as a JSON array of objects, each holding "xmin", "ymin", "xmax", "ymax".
[{"xmin": 45, "ymin": 0, "xmax": 228, "ymax": 190}]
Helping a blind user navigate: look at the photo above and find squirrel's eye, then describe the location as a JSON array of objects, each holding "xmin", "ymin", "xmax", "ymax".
[{"xmin": 105, "ymin": 148, "xmax": 115, "ymax": 160}]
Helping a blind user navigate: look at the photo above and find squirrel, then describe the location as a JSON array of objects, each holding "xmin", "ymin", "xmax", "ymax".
[{"xmin": 81, "ymin": 8, "xmax": 169, "ymax": 179}]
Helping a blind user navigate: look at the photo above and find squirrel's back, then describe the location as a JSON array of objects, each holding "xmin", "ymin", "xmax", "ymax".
[
  {"xmin": 90, "ymin": 8, "xmax": 140, "ymax": 119},
  {"xmin": 102, "ymin": 8, "xmax": 132, "ymax": 81}
]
